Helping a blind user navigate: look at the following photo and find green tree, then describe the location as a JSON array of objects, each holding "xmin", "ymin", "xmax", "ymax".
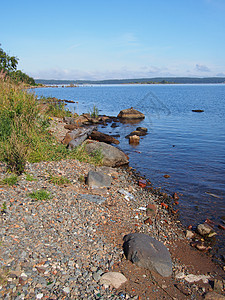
[
  {"xmin": 0, "ymin": 44, "xmax": 36, "ymax": 85},
  {"xmin": 0, "ymin": 44, "xmax": 18, "ymax": 72}
]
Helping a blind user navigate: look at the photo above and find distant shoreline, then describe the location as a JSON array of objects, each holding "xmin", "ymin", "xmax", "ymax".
[{"xmin": 35, "ymin": 76, "xmax": 225, "ymax": 86}]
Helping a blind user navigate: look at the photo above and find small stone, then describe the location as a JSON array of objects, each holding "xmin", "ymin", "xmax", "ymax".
[
  {"xmin": 173, "ymin": 192, "xmax": 179, "ymax": 200},
  {"xmin": 213, "ymin": 279, "xmax": 224, "ymax": 293},
  {"xmin": 63, "ymin": 287, "xmax": 70, "ymax": 294},
  {"xmin": 99, "ymin": 272, "xmax": 127, "ymax": 289},
  {"xmin": 197, "ymin": 223, "xmax": 217, "ymax": 237},
  {"xmin": 36, "ymin": 294, "xmax": 44, "ymax": 299},
  {"xmin": 144, "ymin": 217, "xmax": 153, "ymax": 225},
  {"xmin": 186, "ymin": 230, "xmax": 195, "ymax": 239},
  {"xmin": 129, "ymin": 135, "xmax": 140, "ymax": 144},
  {"xmin": 163, "ymin": 174, "xmax": 170, "ymax": 178}
]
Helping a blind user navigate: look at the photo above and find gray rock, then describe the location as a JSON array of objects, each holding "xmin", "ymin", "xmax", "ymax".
[
  {"xmin": 78, "ymin": 194, "xmax": 107, "ymax": 204},
  {"xmin": 99, "ymin": 272, "xmax": 127, "ymax": 288},
  {"xmin": 197, "ymin": 223, "xmax": 217, "ymax": 237},
  {"xmin": 85, "ymin": 141, "xmax": 129, "ymax": 167},
  {"xmin": 87, "ymin": 170, "xmax": 112, "ymax": 189},
  {"xmin": 123, "ymin": 233, "xmax": 172, "ymax": 277}
]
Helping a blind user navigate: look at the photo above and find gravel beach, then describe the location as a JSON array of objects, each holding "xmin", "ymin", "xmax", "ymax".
[{"xmin": 0, "ymin": 118, "xmax": 224, "ymax": 299}]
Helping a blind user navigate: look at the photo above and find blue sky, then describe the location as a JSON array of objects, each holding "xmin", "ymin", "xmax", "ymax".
[{"xmin": 1, "ymin": 0, "xmax": 225, "ymax": 80}]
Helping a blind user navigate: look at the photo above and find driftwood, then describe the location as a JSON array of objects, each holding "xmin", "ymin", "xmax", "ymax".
[
  {"xmin": 67, "ymin": 126, "xmax": 97, "ymax": 149},
  {"xmin": 89, "ymin": 131, "xmax": 120, "ymax": 145}
]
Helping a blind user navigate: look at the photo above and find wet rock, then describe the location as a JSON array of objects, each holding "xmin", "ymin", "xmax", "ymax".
[
  {"xmin": 192, "ymin": 109, "xmax": 204, "ymax": 113},
  {"xmin": 99, "ymin": 272, "xmax": 127, "ymax": 288},
  {"xmin": 163, "ymin": 174, "xmax": 170, "ymax": 178},
  {"xmin": 123, "ymin": 233, "xmax": 172, "ymax": 277},
  {"xmin": 129, "ymin": 135, "xmax": 140, "ymax": 144},
  {"xmin": 186, "ymin": 230, "xmax": 195, "ymax": 239},
  {"xmin": 85, "ymin": 140, "xmax": 129, "ymax": 167},
  {"xmin": 117, "ymin": 108, "xmax": 145, "ymax": 120},
  {"xmin": 197, "ymin": 223, "xmax": 217, "ymax": 238},
  {"xmin": 173, "ymin": 192, "xmax": 179, "ymax": 200},
  {"xmin": 89, "ymin": 130, "xmax": 120, "ymax": 145},
  {"xmin": 136, "ymin": 127, "xmax": 147, "ymax": 133},
  {"xmin": 87, "ymin": 170, "xmax": 112, "ymax": 189}
]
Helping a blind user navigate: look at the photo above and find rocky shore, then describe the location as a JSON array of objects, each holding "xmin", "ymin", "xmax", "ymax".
[{"xmin": 0, "ymin": 117, "xmax": 225, "ymax": 300}]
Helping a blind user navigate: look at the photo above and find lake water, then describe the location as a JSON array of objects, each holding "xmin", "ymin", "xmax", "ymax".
[{"xmin": 34, "ymin": 84, "xmax": 225, "ymax": 258}]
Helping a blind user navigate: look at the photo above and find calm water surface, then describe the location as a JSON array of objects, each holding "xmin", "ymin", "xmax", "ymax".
[{"xmin": 34, "ymin": 84, "xmax": 225, "ymax": 255}]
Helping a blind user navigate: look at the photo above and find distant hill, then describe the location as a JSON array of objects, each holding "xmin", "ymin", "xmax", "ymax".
[{"xmin": 35, "ymin": 77, "xmax": 225, "ymax": 85}]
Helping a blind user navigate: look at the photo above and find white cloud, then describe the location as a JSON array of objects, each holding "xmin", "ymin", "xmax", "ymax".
[
  {"xmin": 31, "ymin": 65, "xmax": 174, "ymax": 80},
  {"xmin": 195, "ymin": 64, "xmax": 211, "ymax": 72}
]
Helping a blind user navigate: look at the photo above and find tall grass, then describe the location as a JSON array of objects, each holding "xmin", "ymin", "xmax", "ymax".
[{"xmin": 0, "ymin": 77, "xmax": 103, "ymax": 174}]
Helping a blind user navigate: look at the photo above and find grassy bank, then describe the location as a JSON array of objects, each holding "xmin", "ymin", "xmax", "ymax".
[{"xmin": 0, "ymin": 77, "xmax": 102, "ymax": 174}]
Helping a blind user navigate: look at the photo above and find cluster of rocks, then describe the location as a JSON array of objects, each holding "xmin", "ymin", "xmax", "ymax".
[
  {"xmin": 61, "ymin": 107, "xmax": 147, "ymax": 148},
  {"xmin": 1, "ymin": 108, "xmax": 225, "ymax": 299}
]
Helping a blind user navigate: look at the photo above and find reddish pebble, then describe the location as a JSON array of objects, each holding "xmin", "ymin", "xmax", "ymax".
[
  {"xmin": 173, "ymin": 192, "xmax": 179, "ymax": 200},
  {"xmin": 188, "ymin": 225, "xmax": 193, "ymax": 230},
  {"xmin": 161, "ymin": 202, "xmax": 168, "ymax": 209},
  {"xmin": 218, "ymin": 224, "xmax": 225, "ymax": 230},
  {"xmin": 144, "ymin": 217, "xmax": 153, "ymax": 225},
  {"xmin": 139, "ymin": 179, "xmax": 146, "ymax": 188}
]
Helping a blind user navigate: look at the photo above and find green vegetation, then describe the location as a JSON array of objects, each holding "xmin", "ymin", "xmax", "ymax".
[
  {"xmin": 1, "ymin": 202, "xmax": 7, "ymax": 212},
  {"xmin": 78, "ymin": 174, "xmax": 85, "ymax": 183},
  {"xmin": 0, "ymin": 75, "xmax": 103, "ymax": 175},
  {"xmin": 40, "ymin": 97, "xmax": 73, "ymax": 118},
  {"xmin": 28, "ymin": 190, "xmax": 52, "ymax": 201},
  {"xmin": 0, "ymin": 175, "xmax": 18, "ymax": 186},
  {"xmin": 73, "ymin": 143, "xmax": 103, "ymax": 165},
  {"xmin": 48, "ymin": 174, "xmax": 70, "ymax": 185},
  {"xmin": 25, "ymin": 173, "xmax": 37, "ymax": 181},
  {"xmin": 89, "ymin": 105, "xmax": 99, "ymax": 118},
  {"xmin": 0, "ymin": 44, "xmax": 36, "ymax": 86}
]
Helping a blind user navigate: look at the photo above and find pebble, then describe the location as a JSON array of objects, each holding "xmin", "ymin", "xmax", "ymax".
[{"xmin": 0, "ymin": 157, "xmax": 203, "ymax": 299}]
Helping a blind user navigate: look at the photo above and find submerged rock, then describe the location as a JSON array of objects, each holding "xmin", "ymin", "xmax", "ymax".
[{"xmin": 197, "ymin": 223, "xmax": 217, "ymax": 238}]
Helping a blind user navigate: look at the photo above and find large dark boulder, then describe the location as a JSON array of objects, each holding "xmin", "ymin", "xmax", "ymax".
[
  {"xmin": 117, "ymin": 108, "xmax": 145, "ymax": 120},
  {"xmin": 85, "ymin": 140, "xmax": 129, "ymax": 167},
  {"xmin": 123, "ymin": 233, "xmax": 172, "ymax": 277}
]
